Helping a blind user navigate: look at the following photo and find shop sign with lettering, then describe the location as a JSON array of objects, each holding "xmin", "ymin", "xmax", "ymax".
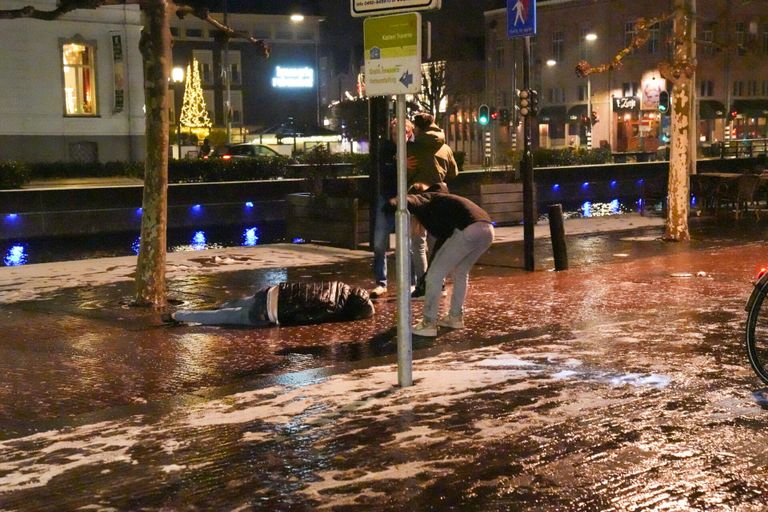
[{"xmin": 613, "ymin": 96, "xmax": 640, "ymax": 113}]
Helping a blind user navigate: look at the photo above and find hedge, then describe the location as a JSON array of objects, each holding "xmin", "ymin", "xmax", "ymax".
[
  {"xmin": 0, "ymin": 153, "xmax": 373, "ymax": 189},
  {"xmin": 532, "ymin": 147, "xmax": 613, "ymax": 167},
  {"xmin": 0, "ymin": 161, "xmax": 30, "ymax": 189}
]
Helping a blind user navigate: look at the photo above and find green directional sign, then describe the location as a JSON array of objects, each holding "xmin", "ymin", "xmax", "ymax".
[{"xmin": 363, "ymin": 13, "xmax": 422, "ymax": 96}]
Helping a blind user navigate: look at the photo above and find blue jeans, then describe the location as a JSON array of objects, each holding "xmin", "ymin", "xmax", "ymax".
[
  {"xmin": 421, "ymin": 222, "xmax": 494, "ymax": 322},
  {"xmin": 373, "ymin": 195, "xmax": 429, "ymax": 287},
  {"xmin": 173, "ymin": 289, "xmax": 272, "ymax": 326},
  {"xmin": 372, "ymin": 195, "xmax": 396, "ymax": 287}
]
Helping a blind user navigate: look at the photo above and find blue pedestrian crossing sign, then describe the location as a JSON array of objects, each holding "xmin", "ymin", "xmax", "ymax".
[{"xmin": 507, "ymin": 0, "xmax": 536, "ymax": 38}]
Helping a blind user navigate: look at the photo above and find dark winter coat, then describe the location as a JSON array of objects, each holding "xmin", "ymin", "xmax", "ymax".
[
  {"xmin": 387, "ymin": 186, "xmax": 492, "ymax": 241},
  {"xmin": 379, "ymin": 139, "xmax": 398, "ymax": 199},
  {"xmin": 406, "ymin": 124, "xmax": 458, "ymax": 185},
  {"xmin": 265, "ymin": 281, "xmax": 374, "ymax": 326}
]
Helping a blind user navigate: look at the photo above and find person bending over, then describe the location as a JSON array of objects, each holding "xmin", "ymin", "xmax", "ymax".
[
  {"xmin": 387, "ymin": 183, "xmax": 494, "ymax": 337},
  {"xmin": 169, "ymin": 281, "xmax": 374, "ymax": 327}
]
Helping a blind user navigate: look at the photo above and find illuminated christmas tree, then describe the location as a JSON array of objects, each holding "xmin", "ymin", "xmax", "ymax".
[{"xmin": 179, "ymin": 58, "xmax": 212, "ymax": 141}]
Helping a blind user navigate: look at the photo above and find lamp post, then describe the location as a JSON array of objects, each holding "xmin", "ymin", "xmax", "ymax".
[
  {"xmin": 291, "ymin": 13, "xmax": 323, "ymax": 128},
  {"xmin": 223, "ymin": 0, "xmax": 231, "ymax": 144},
  {"xmin": 171, "ymin": 66, "xmax": 185, "ymax": 159},
  {"xmin": 585, "ymin": 32, "xmax": 597, "ymax": 149}
]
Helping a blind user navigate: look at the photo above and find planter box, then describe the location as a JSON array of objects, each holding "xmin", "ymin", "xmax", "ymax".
[
  {"xmin": 285, "ymin": 193, "xmax": 369, "ymax": 250},
  {"xmin": 456, "ymin": 181, "xmax": 532, "ymax": 225}
]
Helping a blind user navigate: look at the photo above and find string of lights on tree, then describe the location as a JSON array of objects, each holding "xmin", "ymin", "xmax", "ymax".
[{"xmin": 179, "ymin": 58, "xmax": 212, "ymax": 141}]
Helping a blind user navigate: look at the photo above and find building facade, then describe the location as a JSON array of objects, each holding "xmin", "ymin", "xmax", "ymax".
[
  {"xmin": 0, "ymin": 1, "xmax": 145, "ymax": 163},
  {"xmin": 484, "ymin": 0, "xmax": 768, "ymax": 156},
  {"xmin": 0, "ymin": 3, "xmax": 325, "ymax": 163},
  {"xmin": 169, "ymin": 11, "xmax": 325, "ymax": 144}
]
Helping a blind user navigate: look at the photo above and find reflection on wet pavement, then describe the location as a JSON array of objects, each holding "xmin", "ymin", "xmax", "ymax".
[{"xmin": 3, "ymin": 219, "xmax": 768, "ymax": 509}]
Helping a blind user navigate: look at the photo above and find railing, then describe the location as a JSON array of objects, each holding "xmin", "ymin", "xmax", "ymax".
[{"xmin": 709, "ymin": 138, "xmax": 768, "ymax": 159}]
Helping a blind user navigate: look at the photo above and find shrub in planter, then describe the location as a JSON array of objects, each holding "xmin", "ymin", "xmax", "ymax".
[
  {"xmin": 293, "ymin": 150, "xmax": 370, "ymax": 176},
  {"xmin": 533, "ymin": 147, "xmax": 612, "ymax": 167},
  {"xmin": 27, "ymin": 161, "xmax": 144, "ymax": 179},
  {"xmin": 0, "ymin": 161, "xmax": 30, "ymax": 189},
  {"xmin": 168, "ymin": 156, "xmax": 290, "ymax": 183}
]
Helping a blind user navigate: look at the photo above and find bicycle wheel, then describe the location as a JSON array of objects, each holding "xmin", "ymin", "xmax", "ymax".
[{"xmin": 746, "ymin": 287, "xmax": 768, "ymax": 385}]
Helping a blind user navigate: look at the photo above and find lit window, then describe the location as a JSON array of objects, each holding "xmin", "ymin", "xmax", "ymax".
[
  {"xmin": 647, "ymin": 23, "xmax": 660, "ymax": 54},
  {"xmin": 552, "ymin": 31, "xmax": 564, "ymax": 62},
  {"xmin": 624, "ymin": 22, "xmax": 636, "ymax": 49},
  {"xmin": 62, "ymin": 42, "xmax": 97, "ymax": 116}
]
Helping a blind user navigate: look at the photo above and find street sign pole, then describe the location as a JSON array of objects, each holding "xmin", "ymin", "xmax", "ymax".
[
  {"xmin": 395, "ymin": 94, "xmax": 413, "ymax": 387},
  {"xmin": 521, "ymin": 35, "xmax": 534, "ymax": 271},
  {"xmin": 363, "ymin": 11, "xmax": 422, "ymax": 387},
  {"xmin": 507, "ymin": 0, "xmax": 536, "ymax": 271}
]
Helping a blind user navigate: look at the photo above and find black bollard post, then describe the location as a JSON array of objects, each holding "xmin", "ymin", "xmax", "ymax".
[{"xmin": 548, "ymin": 204, "xmax": 568, "ymax": 271}]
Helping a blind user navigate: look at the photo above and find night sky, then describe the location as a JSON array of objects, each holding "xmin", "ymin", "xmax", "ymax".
[{"xmin": 200, "ymin": 1, "xmax": 508, "ymax": 76}]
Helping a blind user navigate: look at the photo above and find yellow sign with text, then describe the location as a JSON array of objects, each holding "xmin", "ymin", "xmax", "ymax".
[{"xmin": 363, "ymin": 13, "xmax": 422, "ymax": 96}]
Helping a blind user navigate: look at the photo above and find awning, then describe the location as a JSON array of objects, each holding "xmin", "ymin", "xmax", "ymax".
[
  {"xmin": 567, "ymin": 104, "xmax": 588, "ymax": 123},
  {"xmin": 538, "ymin": 105, "xmax": 567, "ymax": 124},
  {"xmin": 699, "ymin": 100, "xmax": 726, "ymax": 119},
  {"xmin": 731, "ymin": 99, "xmax": 768, "ymax": 118}
]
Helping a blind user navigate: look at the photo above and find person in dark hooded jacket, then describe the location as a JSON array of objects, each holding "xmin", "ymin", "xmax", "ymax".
[
  {"xmin": 405, "ymin": 113, "xmax": 459, "ymax": 294},
  {"xmin": 169, "ymin": 281, "xmax": 374, "ymax": 327}
]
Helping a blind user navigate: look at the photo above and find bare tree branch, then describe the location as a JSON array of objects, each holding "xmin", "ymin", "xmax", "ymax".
[
  {"xmin": 0, "ymin": 0, "xmax": 131, "ymax": 20},
  {"xmin": 175, "ymin": 4, "xmax": 270, "ymax": 57},
  {"xmin": 575, "ymin": 13, "xmax": 673, "ymax": 78},
  {"xmin": 0, "ymin": 0, "xmax": 270, "ymax": 57}
]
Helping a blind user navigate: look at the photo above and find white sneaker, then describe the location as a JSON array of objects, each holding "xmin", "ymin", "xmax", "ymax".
[
  {"xmin": 369, "ymin": 285, "xmax": 388, "ymax": 299},
  {"xmin": 438, "ymin": 314, "xmax": 464, "ymax": 329},
  {"xmin": 412, "ymin": 318, "xmax": 438, "ymax": 337}
]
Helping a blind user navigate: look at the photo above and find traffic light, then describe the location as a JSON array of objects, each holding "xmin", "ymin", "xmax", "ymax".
[
  {"xmin": 500, "ymin": 108, "xmax": 510, "ymax": 123},
  {"xmin": 658, "ymin": 90, "xmax": 669, "ymax": 114},
  {"xmin": 529, "ymin": 90, "xmax": 539, "ymax": 116},
  {"xmin": 591, "ymin": 110, "xmax": 599, "ymax": 125},
  {"xmin": 490, "ymin": 108, "xmax": 499, "ymax": 121},
  {"xmin": 518, "ymin": 90, "xmax": 530, "ymax": 117},
  {"xmin": 478, "ymin": 104, "xmax": 490, "ymax": 126}
]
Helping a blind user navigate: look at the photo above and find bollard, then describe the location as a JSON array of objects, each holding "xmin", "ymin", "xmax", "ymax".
[{"xmin": 548, "ymin": 204, "xmax": 568, "ymax": 271}]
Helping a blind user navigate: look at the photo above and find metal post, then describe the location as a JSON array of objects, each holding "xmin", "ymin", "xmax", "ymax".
[
  {"xmin": 395, "ymin": 94, "xmax": 413, "ymax": 387},
  {"xmin": 176, "ymin": 118, "xmax": 181, "ymax": 160},
  {"xmin": 223, "ymin": 0, "xmax": 231, "ymax": 144},
  {"xmin": 689, "ymin": 0, "xmax": 697, "ymax": 175},
  {"xmin": 521, "ymin": 36, "xmax": 535, "ymax": 272},
  {"xmin": 315, "ymin": 39, "xmax": 321, "ymax": 127},
  {"xmin": 368, "ymin": 96, "xmax": 388, "ymax": 251},
  {"xmin": 587, "ymin": 75, "xmax": 592, "ymax": 149},
  {"xmin": 548, "ymin": 204, "xmax": 568, "ymax": 271}
]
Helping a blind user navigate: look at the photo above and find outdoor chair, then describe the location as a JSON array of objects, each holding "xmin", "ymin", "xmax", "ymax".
[{"xmin": 715, "ymin": 173, "xmax": 762, "ymax": 220}]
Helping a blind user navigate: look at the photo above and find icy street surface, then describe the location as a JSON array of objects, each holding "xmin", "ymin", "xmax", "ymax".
[{"xmin": 2, "ymin": 215, "xmax": 768, "ymax": 510}]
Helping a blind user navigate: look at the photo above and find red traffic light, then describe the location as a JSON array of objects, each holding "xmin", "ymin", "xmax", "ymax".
[{"xmin": 490, "ymin": 110, "xmax": 499, "ymax": 120}]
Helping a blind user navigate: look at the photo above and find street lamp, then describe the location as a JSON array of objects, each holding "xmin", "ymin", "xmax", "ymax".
[
  {"xmin": 585, "ymin": 33, "xmax": 597, "ymax": 149},
  {"xmin": 291, "ymin": 13, "xmax": 323, "ymax": 127},
  {"xmin": 172, "ymin": 66, "xmax": 185, "ymax": 159}
]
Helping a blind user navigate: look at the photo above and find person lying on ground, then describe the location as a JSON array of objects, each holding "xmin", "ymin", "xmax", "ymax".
[{"xmin": 167, "ymin": 281, "xmax": 374, "ymax": 327}]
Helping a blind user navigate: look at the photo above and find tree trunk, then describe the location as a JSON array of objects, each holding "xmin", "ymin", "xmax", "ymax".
[
  {"xmin": 663, "ymin": 0, "xmax": 693, "ymax": 242},
  {"xmin": 134, "ymin": 0, "xmax": 171, "ymax": 308}
]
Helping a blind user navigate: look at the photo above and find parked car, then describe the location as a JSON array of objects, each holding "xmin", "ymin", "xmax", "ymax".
[{"xmin": 212, "ymin": 143, "xmax": 283, "ymax": 160}]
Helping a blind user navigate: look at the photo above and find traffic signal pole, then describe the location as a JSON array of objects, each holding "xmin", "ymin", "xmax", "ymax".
[{"xmin": 521, "ymin": 36, "xmax": 535, "ymax": 271}]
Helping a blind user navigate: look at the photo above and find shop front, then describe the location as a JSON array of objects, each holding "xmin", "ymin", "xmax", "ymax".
[
  {"xmin": 537, "ymin": 105, "xmax": 567, "ymax": 148},
  {"xmin": 566, "ymin": 104, "xmax": 588, "ymax": 147},
  {"xmin": 728, "ymin": 99, "xmax": 768, "ymax": 140}
]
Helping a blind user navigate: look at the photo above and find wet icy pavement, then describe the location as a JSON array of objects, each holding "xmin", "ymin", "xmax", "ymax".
[{"xmin": 3, "ymin": 217, "xmax": 768, "ymax": 509}]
